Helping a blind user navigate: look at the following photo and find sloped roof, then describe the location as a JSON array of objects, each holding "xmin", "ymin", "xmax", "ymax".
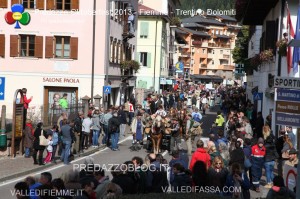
[
  {"xmin": 175, "ymin": 28, "xmax": 189, "ymax": 35},
  {"xmin": 181, "ymin": 15, "xmax": 225, "ymax": 26},
  {"xmin": 138, "ymin": 4, "xmax": 164, "ymax": 16},
  {"xmin": 179, "ymin": 27, "xmax": 210, "ymax": 37},
  {"xmin": 215, "ymin": 15, "xmax": 237, "ymax": 22},
  {"xmin": 182, "ymin": 22, "xmax": 205, "ymax": 28},
  {"xmin": 215, "ymin": 34, "xmax": 231, "ymax": 39}
]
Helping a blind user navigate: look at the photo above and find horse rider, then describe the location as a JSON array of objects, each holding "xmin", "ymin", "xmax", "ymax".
[{"xmin": 155, "ymin": 105, "xmax": 167, "ymax": 118}]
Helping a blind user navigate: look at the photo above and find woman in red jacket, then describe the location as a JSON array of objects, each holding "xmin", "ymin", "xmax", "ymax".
[{"xmin": 21, "ymin": 88, "xmax": 33, "ymax": 129}]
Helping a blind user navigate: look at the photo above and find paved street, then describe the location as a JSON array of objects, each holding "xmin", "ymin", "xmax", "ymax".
[{"xmin": 0, "ymin": 107, "xmax": 268, "ymax": 198}]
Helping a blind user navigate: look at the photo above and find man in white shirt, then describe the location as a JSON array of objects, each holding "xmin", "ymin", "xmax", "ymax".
[{"xmin": 201, "ymin": 96, "xmax": 208, "ymax": 115}]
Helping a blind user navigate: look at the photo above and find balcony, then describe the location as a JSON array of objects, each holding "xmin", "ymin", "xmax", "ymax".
[
  {"xmin": 218, "ymin": 65, "xmax": 235, "ymax": 70},
  {"xmin": 208, "ymin": 43, "xmax": 231, "ymax": 48},
  {"xmin": 192, "ymin": 41, "xmax": 202, "ymax": 46},
  {"xmin": 200, "ymin": 64, "xmax": 207, "ymax": 68},
  {"xmin": 179, "ymin": 52, "xmax": 191, "ymax": 58}
]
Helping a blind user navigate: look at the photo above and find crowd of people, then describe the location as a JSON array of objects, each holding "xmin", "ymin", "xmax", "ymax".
[{"xmin": 18, "ymin": 82, "xmax": 298, "ymax": 199}]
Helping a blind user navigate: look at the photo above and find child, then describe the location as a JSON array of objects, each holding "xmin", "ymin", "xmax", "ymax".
[{"xmin": 44, "ymin": 135, "xmax": 53, "ymax": 164}]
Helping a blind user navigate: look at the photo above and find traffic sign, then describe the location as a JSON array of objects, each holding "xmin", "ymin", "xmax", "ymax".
[
  {"xmin": 253, "ymin": 92, "xmax": 263, "ymax": 101},
  {"xmin": 277, "ymin": 88, "xmax": 300, "ymax": 102},
  {"xmin": 0, "ymin": 77, "xmax": 5, "ymax": 100},
  {"xmin": 103, "ymin": 86, "xmax": 111, "ymax": 94},
  {"xmin": 276, "ymin": 101, "xmax": 300, "ymax": 114},
  {"xmin": 275, "ymin": 112, "xmax": 300, "ymax": 127}
]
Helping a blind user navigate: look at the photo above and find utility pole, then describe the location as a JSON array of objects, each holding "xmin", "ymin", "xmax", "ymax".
[{"xmin": 104, "ymin": 0, "xmax": 111, "ymax": 110}]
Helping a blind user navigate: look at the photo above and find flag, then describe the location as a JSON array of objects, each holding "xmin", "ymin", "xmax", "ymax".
[
  {"xmin": 287, "ymin": 3, "xmax": 295, "ymax": 74},
  {"xmin": 292, "ymin": 6, "xmax": 300, "ymax": 74}
]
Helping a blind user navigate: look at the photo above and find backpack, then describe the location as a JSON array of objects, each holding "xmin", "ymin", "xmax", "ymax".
[{"xmin": 193, "ymin": 114, "xmax": 201, "ymax": 123}]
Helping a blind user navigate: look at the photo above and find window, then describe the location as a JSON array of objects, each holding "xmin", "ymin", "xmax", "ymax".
[
  {"xmin": 20, "ymin": 35, "xmax": 35, "ymax": 57},
  {"xmin": 22, "ymin": 0, "xmax": 34, "ymax": 9},
  {"xmin": 220, "ymin": 50, "xmax": 223, "ymax": 54},
  {"xmin": 0, "ymin": 0, "xmax": 7, "ymax": 8},
  {"xmin": 56, "ymin": 0, "xmax": 71, "ymax": 10},
  {"xmin": 212, "ymin": 60, "xmax": 214, "ymax": 65},
  {"xmin": 216, "ymin": 30, "xmax": 219, "ymax": 35},
  {"xmin": 212, "ymin": 50, "xmax": 215, "ymax": 54},
  {"xmin": 55, "ymin": 36, "xmax": 70, "ymax": 58},
  {"xmin": 140, "ymin": 22, "xmax": 149, "ymax": 38},
  {"xmin": 140, "ymin": 52, "xmax": 147, "ymax": 66},
  {"xmin": 202, "ymin": 49, "xmax": 205, "ymax": 53}
]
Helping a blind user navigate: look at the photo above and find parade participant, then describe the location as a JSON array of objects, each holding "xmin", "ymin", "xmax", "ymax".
[
  {"xmin": 170, "ymin": 117, "xmax": 181, "ymax": 153},
  {"xmin": 21, "ymin": 88, "xmax": 33, "ymax": 129},
  {"xmin": 191, "ymin": 108, "xmax": 202, "ymax": 123},
  {"xmin": 215, "ymin": 111, "xmax": 225, "ymax": 127},
  {"xmin": 251, "ymin": 138, "xmax": 266, "ymax": 192},
  {"xmin": 201, "ymin": 95, "xmax": 208, "ymax": 115},
  {"xmin": 131, "ymin": 113, "xmax": 144, "ymax": 145},
  {"xmin": 155, "ymin": 105, "xmax": 167, "ymax": 117}
]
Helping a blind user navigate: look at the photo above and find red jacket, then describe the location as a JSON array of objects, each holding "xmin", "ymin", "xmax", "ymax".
[
  {"xmin": 22, "ymin": 95, "xmax": 32, "ymax": 109},
  {"xmin": 189, "ymin": 148, "xmax": 211, "ymax": 171},
  {"xmin": 251, "ymin": 144, "xmax": 266, "ymax": 158}
]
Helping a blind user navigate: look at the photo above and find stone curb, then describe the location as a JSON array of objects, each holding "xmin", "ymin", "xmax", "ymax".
[{"xmin": 0, "ymin": 147, "xmax": 101, "ymax": 183}]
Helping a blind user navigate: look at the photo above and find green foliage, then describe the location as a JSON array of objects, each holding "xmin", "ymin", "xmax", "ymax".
[
  {"xmin": 170, "ymin": 17, "xmax": 181, "ymax": 26},
  {"xmin": 120, "ymin": 60, "xmax": 140, "ymax": 72},
  {"xmin": 232, "ymin": 26, "xmax": 250, "ymax": 69}
]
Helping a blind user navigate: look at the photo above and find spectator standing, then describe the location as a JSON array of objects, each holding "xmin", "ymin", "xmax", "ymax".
[
  {"xmin": 263, "ymin": 125, "xmax": 278, "ymax": 189},
  {"xmin": 24, "ymin": 119, "xmax": 34, "ymax": 158},
  {"xmin": 171, "ymin": 163, "xmax": 192, "ymax": 191},
  {"xmin": 109, "ymin": 112, "xmax": 121, "ymax": 151},
  {"xmin": 91, "ymin": 108, "xmax": 101, "ymax": 148},
  {"xmin": 44, "ymin": 135, "xmax": 53, "ymax": 164},
  {"xmin": 32, "ymin": 122, "xmax": 47, "ymax": 165},
  {"xmin": 189, "ymin": 140, "xmax": 211, "ymax": 172},
  {"xmin": 59, "ymin": 93, "xmax": 68, "ymax": 112},
  {"xmin": 50, "ymin": 125, "xmax": 59, "ymax": 163},
  {"xmin": 118, "ymin": 106, "xmax": 127, "ymax": 138},
  {"xmin": 21, "ymin": 88, "xmax": 33, "ymax": 129},
  {"xmin": 266, "ymin": 176, "xmax": 295, "ymax": 199},
  {"xmin": 275, "ymin": 128, "xmax": 286, "ymax": 176},
  {"xmin": 82, "ymin": 114, "xmax": 93, "ymax": 149},
  {"xmin": 60, "ymin": 119, "xmax": 72, "ymax": 165},
  {"xmin": 253, "ymin": 112, "xmax": 264, "ymax": 139},
  {"xmin": 74, "ymin": 111, "xmax": 84, "ymax": 153},
  {"xmin": 285, "ymin": 148, "xmax": 298, "ymax": 167},
  {"xmin": 251, "ymin": 137, "xmax": 266, "ymax": 192},
  {"xmin": 102, "ymin": 109, "xmax": 113, "ymax": 147},
  {"xmin": 286, "ymin": 126, "xmax": 296, "ymax": 147},
  {"xmin": 207, "ymin": 156, "xmax": 229, "ymax": 195}
]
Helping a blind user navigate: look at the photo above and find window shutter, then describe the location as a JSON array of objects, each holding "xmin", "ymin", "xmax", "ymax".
[
  {"xmin": 0, "ymin": 0, "xmax": 7, "ymax": 8},
  {"xmin": 70, "ymin": 37, "xmax": 78, "ymax": 60},
  {"xmin": 11, "ymin": 0, "xmax": 18, "ymax": 5},
  {"xmin": 140, "ymin": 22, "xmax": 149, "ymax": 37},
  {"xmin": 265, "ymin": 20, "xmax": 276, "ymax": 51},
  {"xmin": 10, "ymin": 35, "xmax": 18, "ymax": 57},
  {"xmin": 36, "ymin": 0, "xmax": 44, "ymax": 10},
  {"xmin": 45, "ymin": 36, "xmax": 53, "ymax": 58},
  {"xmin": 34, "ymin": 36, "xmax": 43, "ymax": 58},
  {"xmin": 147, "ymin": 52, "xmax": 151, "ymax": 67},
  {"xmin": 135, "ymin": 51, "xmax": 140, "ymax": 62},
  {"xmin": 71, "ymin": 0, "xmax": 79, "ymax": 10},
  {"xmin": 46, "ymin": 0, "xmax": 55, "ymax": 10},
  {"xmin": 0, "ymin": 34, "xmax": 5, "ymax": 57}
]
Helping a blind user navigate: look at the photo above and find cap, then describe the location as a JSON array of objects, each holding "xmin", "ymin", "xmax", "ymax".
[
  {"xmin": 289, "ymin": 148, "xmax": 298, "ymax": 155},
  {"xmin": 257, "ymin": 137, "xmax": 264, "ymax": 144}
]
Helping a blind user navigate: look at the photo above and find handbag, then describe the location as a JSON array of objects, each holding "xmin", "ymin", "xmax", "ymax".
[
  {"xmin": 39, "ymin": 130, "xmax": 48, "ymax": 146},
  {"xmin": 244, "ymin": 156, "xmax": 252, "ymax": 168},
  {"xmin": 282, "ymin": 151, "xmax": 289, "ymax": 159}
]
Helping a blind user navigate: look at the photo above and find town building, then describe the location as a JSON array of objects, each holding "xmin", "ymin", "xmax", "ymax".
[
  {"xmin": 135, "ymin": 0, "xmax": 180, "ymax": 92},
  {"xmin": 0, "ymin": 0, "xmax": 137, "ymax": 124},
  {"xmin": 237, "ymin": 0, "xmax": 299, "ymax": 135},
  {"xmin": 176, "ymin": 14, "xmax": 240, "ymax": 82}
]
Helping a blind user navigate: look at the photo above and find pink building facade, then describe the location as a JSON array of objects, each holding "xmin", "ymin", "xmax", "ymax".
[{"xmin": 0, "ymin": 0, "xmax": 136, "ymax": 123}]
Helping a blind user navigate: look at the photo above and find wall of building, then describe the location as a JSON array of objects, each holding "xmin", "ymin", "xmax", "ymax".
[{"xmin": 0, "ymin": 0, "xmax": 107, "ymax": 118}]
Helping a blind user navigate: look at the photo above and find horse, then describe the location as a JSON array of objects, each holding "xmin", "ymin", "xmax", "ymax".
[
  {"xmin": 168, "ymin": 107, "xmax": 179, "ymax": 119},
  {"xmin": 151, "ymin": 115, "xmax": 164, "ymax": 154},
  {"xmin": 178, "ymin": 108, "xmax": 187, "ymax": 137}
]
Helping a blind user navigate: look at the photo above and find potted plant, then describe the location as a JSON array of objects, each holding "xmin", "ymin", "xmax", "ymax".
[
  {"xmin": 120, "ymin": 60, "xmax": 140, "ymax": 73},
  {"xmin": 276, "ymin": 39, "xmax": 288, "ymax": 56},
  {"xmin": 259, "ymin": 49, "xmax": 274, "ymax": 63},
  {"xmin": 250, "ymin": 54, "xmax": 261, "ymax": 70}
]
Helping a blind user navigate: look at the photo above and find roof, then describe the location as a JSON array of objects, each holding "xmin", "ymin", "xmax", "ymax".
[
  {"xmin": 215, "ymin": 15, "xmax": 237, "ymax": 22},
  {"xmin": 181, "ymin": 15, "xmax": 225, "ymax": 26},
  {"xmin": 175, "ymin": 28, "xmax": 189, "ymax": 35},
  {"xmin": 182, "ymin": 23, "xmax": 205, "ymax": 28},
  {"xmin": 179, "ymin": 27, "xmax": 210, "ymax": 37}
]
